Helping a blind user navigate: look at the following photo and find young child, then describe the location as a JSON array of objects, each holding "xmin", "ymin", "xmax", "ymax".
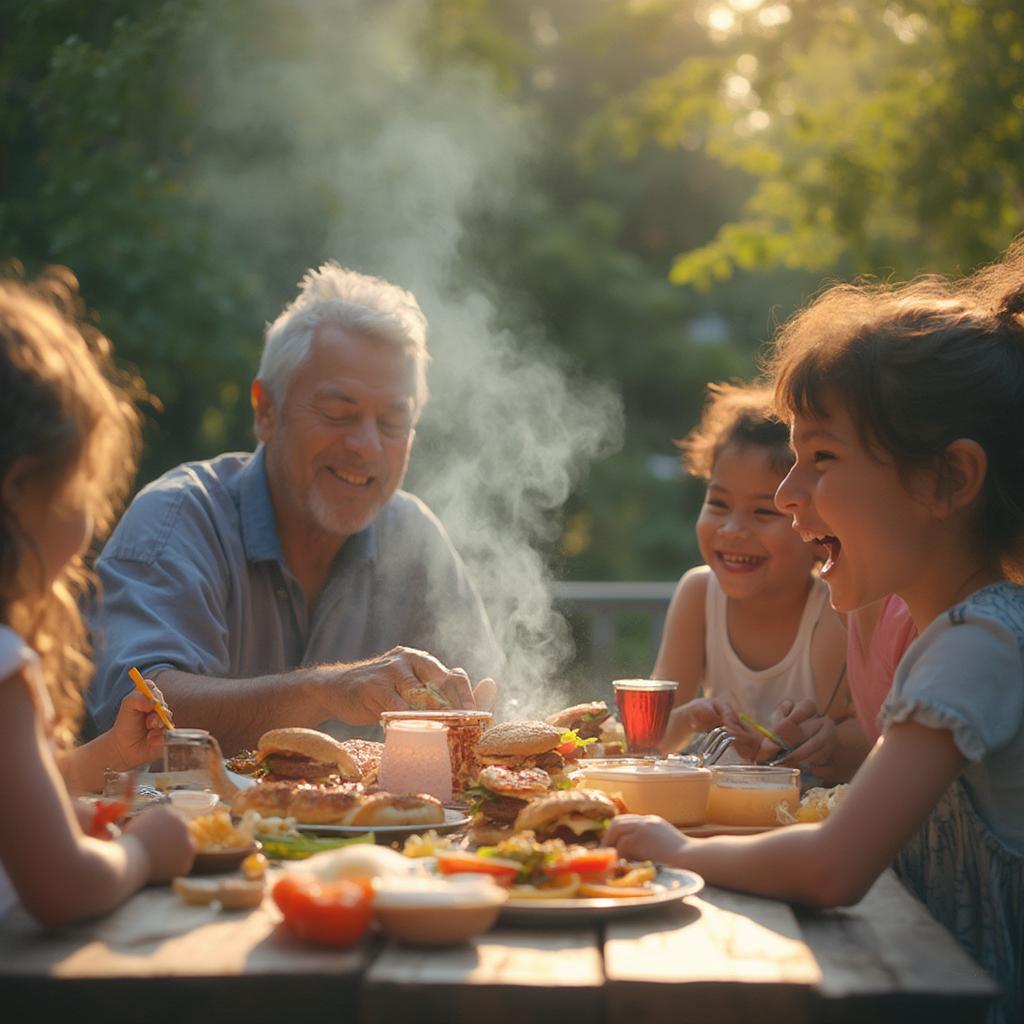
[
  {"xmin": 847, "ymin": 594, "xmax": 917, "ymax": 744},
  {"xmin": 654, "ymin": 382, "xmax": 860, "ymax": 778},
  {"xmin": 606, "ymin": 242, "xmax": 1024, "ymax": 1024},
  {"xmin": 0, "ymin": 272, "xmax": 194, "ymax": 925}
]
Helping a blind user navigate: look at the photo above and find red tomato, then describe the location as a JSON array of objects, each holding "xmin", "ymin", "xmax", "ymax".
[
  {"xmin": 555, "ymin": 740, "xmax": 580, "ymax": 758},
  {"xmin": 547, "ymin": 848, "xmax": 618, "ymax": 880},
  {"xmin": 436, "ymin": 851, "xmax": 521, "ymax": 885},
  {"xmin": 272, "ymin": 875, "xmax": 373, "ymax": 948}
]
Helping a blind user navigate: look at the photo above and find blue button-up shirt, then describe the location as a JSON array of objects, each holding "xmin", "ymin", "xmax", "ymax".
[{"xmin": 86, "ymin": 448, "xmax": 501, "ymax": 736}]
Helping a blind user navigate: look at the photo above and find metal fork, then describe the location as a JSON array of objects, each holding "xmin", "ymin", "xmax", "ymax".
[{"xmin": 693, "ymin": 727, "xmax": 734, "ymax": 766}]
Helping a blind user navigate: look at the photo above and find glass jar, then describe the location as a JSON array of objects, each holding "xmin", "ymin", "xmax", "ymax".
[
  {"xmin": 706, "ymin": 765, "xmax": 801, "ymax": 826},
  {"xmin": 378, "ymin": 720, "xmax": 453, "ymax": 803},
  {"xmin": 379, "ymin": 709, "xmax": 492, "ymax": 796},
  {"xmin": 160, "ymin": 728, "xmax": 216, "ymax": 792}
]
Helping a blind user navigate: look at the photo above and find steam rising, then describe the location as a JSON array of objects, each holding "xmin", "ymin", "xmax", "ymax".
[{"xmin": 188, "ymin": 2, "xmax": 623, "ymax": 713}]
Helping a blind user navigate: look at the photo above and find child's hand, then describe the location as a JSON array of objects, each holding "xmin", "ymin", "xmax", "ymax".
[
  {"xmin": 658, "ymin": 698, "xmax": 730, "ymax": 755},
  {"xmin": 763, "ymin": 699, "xmax": 838, "ymax": 769},
  {"xmin": 603, "ymin": 814, "xmax": 689, "ymax": 865},
  {"xmin": 107, "ymin": 686, "xmax": 169, "ymax": 771},
  {"xmin": 122, "ymin": 806, "xmax": 195, "ymax": 881}
]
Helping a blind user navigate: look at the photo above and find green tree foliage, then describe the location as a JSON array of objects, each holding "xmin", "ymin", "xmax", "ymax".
[{"xmin": 585, "ymin": 0, "xmax": 1024, "ymax": 286}]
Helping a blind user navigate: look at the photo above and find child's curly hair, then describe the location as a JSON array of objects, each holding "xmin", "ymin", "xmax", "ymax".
[
  {"xmin": 677, "ymin": 381, "xmax": 792, "ymax": 481},
  {"xmin": 0, "ymin": 268, "xmax": 145, "ymax": 749}
]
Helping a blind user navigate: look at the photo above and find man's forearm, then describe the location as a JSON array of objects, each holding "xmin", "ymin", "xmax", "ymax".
[{"xmin": 152, "ymin": 668, "xmax": 329, "ymax": 753}]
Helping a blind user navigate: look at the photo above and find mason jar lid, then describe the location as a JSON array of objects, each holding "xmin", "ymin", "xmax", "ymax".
[{"xmin": 379, "ymin": 710, "xmax": 493, "ymax": 724}]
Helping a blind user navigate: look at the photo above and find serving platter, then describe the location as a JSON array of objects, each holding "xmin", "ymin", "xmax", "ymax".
[
  {"xmin": 295, "ymin": 806, "xmax": 471, "ymax": 840},
  {"xmin": 499, "ymin": 867, "xmax": 703, "ymax": 923},
  {"xmin": 681, "ymin": 823, "xmax": 785, "ymax": 837}
]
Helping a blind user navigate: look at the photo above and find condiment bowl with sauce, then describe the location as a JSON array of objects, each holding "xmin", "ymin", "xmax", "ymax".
[
  {"xmin": 578, "ymin": 761, "xmax": 711, "ymax": 826},
  {"xmin": 705, "ymin": 765, "xmax": 800, "ymax": 827}
]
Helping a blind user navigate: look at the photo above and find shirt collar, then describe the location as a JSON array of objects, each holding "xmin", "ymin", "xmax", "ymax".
[
  {"xmin": 238, "ymin": 447, "xmax": 285, "ymax": 564},
  {"xmin": 238, "ymin": 446, "xmax": 379, "ymax": 568}
]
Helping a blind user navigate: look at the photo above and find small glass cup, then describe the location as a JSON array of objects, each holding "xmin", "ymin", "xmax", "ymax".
[
  {"xmin": 706, "ymin": 764, "xmax": 801, "ymax": 826},
  {"xmin": 161, "ymin": 727, "xmax": 216, "ymax": 792},
  {"xmin": 378, "ymin": 720, "xmax": 453, "ymax": 803},
  {"xmin": 612, "ymin": 679, "xmax": 678, "ymax": 755}
]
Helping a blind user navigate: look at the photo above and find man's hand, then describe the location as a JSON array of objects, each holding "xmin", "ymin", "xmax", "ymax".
[{"xmin": 317, "ymin": 647, "xmax": 485, "ymax": 725}]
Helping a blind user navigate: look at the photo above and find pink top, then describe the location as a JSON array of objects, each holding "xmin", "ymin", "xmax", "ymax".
[{"xmin": 847, "ymin": 594, "xmax": 917, "ymax": 742}]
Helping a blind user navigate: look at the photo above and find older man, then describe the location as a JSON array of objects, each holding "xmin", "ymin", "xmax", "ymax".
[{"xmin": 87, "ymin": 263, "xmax": 500, "ymax": 752}]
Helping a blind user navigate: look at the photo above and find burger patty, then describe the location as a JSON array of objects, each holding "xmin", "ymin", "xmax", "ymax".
[
  {"xmin": 479, "ymin": 795, "xmax": 528, "ymax": 825},
  {"xmin": 263, "ymin": 753, "xmax": 338, "ymax": 782}
]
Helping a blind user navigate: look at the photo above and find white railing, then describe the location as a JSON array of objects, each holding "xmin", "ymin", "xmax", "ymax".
[{"xmin": 552, "ymin": 580, "xmax": 677, "ymax": 682}]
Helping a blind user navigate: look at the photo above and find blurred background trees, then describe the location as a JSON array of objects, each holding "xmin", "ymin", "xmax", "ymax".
[{"xmin": 3, "ymin": 0, "xmax": 1023, "ymax": 602}]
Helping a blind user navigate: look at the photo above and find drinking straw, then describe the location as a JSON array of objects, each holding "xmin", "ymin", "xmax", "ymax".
[{"xmin": 128, "ymin": 666, "xmax": 174, "ymax": 730}]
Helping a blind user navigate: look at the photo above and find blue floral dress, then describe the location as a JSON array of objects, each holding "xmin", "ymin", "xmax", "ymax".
[{"xmin": 882, "ymin": 583, "xmax": 1024, "ymax": 1024}]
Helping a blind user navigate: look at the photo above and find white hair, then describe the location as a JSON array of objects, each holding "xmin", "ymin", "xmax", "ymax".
[{"xmin": 257, "ymin": 261, "xmax": 429, "ymax": 411}]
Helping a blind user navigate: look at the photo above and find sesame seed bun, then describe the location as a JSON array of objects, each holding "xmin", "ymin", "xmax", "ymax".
[
  {"xmin": 476, "ymin": 721, "xmax": 563, "ymax": 758},
  {"xmin": 545, "ymin": 701, "xmax": 610, "ymax": 732},
  {"xmin": 338, "ymin": 739, "xmax": 384, "ymax": 785},
  {"xmin": 257, "ymin": 727, "xmax": 361, "ymax": 782},
  {"xmin": 513, "ymin": 788, "xmax": 618, "ymax": 836},
  {"xmin": 346, "ymin": 792, "xmax": 446, "ymax": 828},
  {"xmin": 477, "ymin": 765, "xmax": 552, "ymax": 799}
]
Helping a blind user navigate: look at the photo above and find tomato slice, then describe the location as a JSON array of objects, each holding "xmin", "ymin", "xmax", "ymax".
[
  {"xmin": 272, "ymin": 874, "xmax": 373, "ymax": 948},
  {"xmin": 436, "ymin": 851, "xmax": 521, "ymax": 885},
  {"xmin": 546, "ymin": 848, "xmax": 618, "ymax": 880}
]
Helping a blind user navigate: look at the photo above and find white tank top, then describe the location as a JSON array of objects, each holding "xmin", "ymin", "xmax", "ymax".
[
  {"xmin": 703, "ymin": 569, "xmax": 829, "ymax": 723},
  {"xmin": 0, "ymin": 626, "xmax": 54, "ymax": 919}
]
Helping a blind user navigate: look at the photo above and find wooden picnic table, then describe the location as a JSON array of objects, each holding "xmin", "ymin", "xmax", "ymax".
[{"xmin": 0, "ymin": 867, "xmax": 996, "ymax": 1024}]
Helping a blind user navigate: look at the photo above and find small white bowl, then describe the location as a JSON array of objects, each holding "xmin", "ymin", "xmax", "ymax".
[
  {"xmin": 169, "ymin": 789, "xmax": 220, "ymax": 820},
  {"xmin": 373, "ymin": 877, "xmax": 508, "ymax": 945}
]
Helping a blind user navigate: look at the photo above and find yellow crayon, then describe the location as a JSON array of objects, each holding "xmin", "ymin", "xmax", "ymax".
[{"xmin": 128, "ymin": 666, "xmax": 174, "ymax": 730}]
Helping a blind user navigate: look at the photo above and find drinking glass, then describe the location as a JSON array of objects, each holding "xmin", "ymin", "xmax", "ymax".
[
  {"xmin": 161, "ymin": 727, "xmax": 217, "ymax": 792},
  {"xmin": 378, "ymin": 720, "xmax": 453, "ymax": 803},
  {"xmin": 612, "ymin": 679, "xmax": 678, "ymax": 755}
]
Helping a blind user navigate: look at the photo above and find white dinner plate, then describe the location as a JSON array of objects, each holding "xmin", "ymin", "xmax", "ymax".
[
  {"xmin": 682, "ymin": 823, "xmax": 783, "ymax": 838},
  {"xmin": 295, "ymin": 806, "xmax": 471, "ymax": 839},
  {"xmin": 499, "ymin": 867, "xmax": 704, "ymax": 923}
]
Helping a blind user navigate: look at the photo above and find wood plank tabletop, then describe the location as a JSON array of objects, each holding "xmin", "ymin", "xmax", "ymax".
[{"xmin": 0, "ymin": 868, "xmax": 997, "ymax": 1024}]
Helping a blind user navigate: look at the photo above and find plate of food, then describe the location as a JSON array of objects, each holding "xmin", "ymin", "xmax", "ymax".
[
  {"xmin": 499, "ymin": 866, "xmax": 703, "ymax": 923},
  {"xmin": 681, "ymin": 823, "xmax": 782, "ymax": 838},
  {"xmin": 426, "ymin": 837, "xmax": 703, "ymax": 923},
  {"xmin": 296, "ymin": 804, "xmax": 471, "ymax": 839}
]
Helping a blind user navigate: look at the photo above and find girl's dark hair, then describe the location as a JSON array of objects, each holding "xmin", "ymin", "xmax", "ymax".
[
  {"xmin": 768, "ymin": 237, "xmax": 1024, "ymax": 576},
  {"xmin": 0, "ymin": 268, "xmax": 144, "ymax": 749},
  {"xmin": 677, "ymin": 380, "xmax": 792, "ymax": 481}
]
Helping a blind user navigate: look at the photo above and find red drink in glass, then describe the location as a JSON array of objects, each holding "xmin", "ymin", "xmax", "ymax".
[{"xmin": 613, "ymin": 680, "xmax": 678, "ymax": 755}]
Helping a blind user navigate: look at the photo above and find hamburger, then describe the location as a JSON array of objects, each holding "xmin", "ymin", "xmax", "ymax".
[
  {"xmin": 513, "ymin": 788, "xmax": 619, "ymax": 843},
  {"xmin": 467, "ymin": 764, "xmax": 553, "ymax": 845},
  {"xmin": 257, "ymin": 727, "xmax": 362, "ymax": 783},
  {"xmin": 230, "ymin": 779, "xmax": 365, "ymax": 823},
  {"xmin": 545, "ymin": 701, "xmax": 610, "ymax": 741},
  {"xmin": 475, "ymin": 720, "xmax": 576, "ymax": 780},
  {"xmin": 346, "ymin": 791, "xmax": 445, "ymax": 828}
]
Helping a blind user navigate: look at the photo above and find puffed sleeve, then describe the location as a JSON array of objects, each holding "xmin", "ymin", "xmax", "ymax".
[{"xmin": 882, "ymin": 614, "xmax": 1024, "ymax": 762}]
